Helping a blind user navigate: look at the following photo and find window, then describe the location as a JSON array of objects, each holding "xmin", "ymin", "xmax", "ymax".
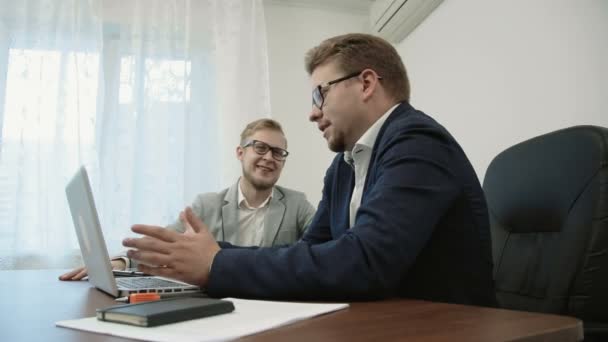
[
  {"xmin": 0, "ymin": 0, "xmax": 270, "ymax": 269},
  {"xmin": 0, "ymin": 46, "xmax": 195, "ymax": 267}
]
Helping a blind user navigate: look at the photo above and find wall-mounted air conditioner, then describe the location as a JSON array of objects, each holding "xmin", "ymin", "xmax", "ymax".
[{"xmin": 370, "ymin": 0, "xmax": 444, "ymax": 43}]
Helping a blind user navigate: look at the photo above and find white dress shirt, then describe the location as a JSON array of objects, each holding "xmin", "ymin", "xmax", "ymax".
[
  {"xmin": 344, "ymin": 104, "xmax": 399, "ymax": 227},
  {"xmin": 235, "ymin": 179, "xmax": 274, "ymax": 246}
]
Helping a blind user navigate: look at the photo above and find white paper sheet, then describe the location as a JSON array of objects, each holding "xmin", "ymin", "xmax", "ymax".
[{"xmin": 56, "ymin": 298, "xmax": 349, "ymax": 342}]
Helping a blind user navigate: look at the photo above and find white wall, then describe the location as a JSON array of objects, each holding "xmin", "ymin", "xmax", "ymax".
[
  {"xmin": 264, "ymin": 1, "xmax": 368, "ymax": 205},
  {"xmin": 264, "ymin": 0, "xmax": 608, "ymax": 204},
  {"xmin": 397, "ymin": 0, "xmax": 608, "ymax": 182}
]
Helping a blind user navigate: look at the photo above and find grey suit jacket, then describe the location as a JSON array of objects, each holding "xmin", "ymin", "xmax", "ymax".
[{"xmin": 166, "ymin": 181, "xmax": 316, "ymax": 247}]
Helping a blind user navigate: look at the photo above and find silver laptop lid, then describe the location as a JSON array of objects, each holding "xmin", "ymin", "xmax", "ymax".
[
  {"xmin": 65, "ymin": 166, "xmax": 120, "ymax": 297},
  {"xmin": 65, "ymin": 166, "xmax": 200, "ymax": 298}
]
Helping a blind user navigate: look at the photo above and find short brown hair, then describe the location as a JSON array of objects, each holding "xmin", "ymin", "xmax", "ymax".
[
  {"xmin": 305, "ymin": 33, "xmax": 410, "ymax": 102},
  {"xmin": 240, "ymin": 118, "xmax": 286, "ymax": 146}
]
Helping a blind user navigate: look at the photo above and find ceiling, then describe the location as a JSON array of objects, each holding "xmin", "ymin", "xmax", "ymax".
[{"xmin": 266, "ymin": 0, "xmax": 374, "ymax": 14}]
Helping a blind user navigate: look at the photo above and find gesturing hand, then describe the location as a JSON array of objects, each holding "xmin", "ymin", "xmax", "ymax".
[{"xmin": 122, "ymin": 207, "xmax": 220, "ymax": 287}]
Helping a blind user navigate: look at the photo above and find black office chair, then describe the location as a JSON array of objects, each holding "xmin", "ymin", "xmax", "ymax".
[{"xmin": 483, "ymin": 125, "xmax": 608, "ymax": 341}]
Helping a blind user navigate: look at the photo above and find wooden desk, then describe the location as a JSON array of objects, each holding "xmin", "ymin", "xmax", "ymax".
[{"xmin": 0, "ymin": 269, "xmax": 583, "ymax": 341}]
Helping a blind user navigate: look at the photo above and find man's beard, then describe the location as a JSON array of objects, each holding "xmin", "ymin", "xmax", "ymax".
[
  {"xmin": 327, "ymin": 140, "xmax": 345, "ymax": 153},
  {"xmin": 242, "ymin": 167, "xmax": 275, "ymax": 191},
  {"xmin": 326, "ymin": 132, "xmax": 346, "ymax": 153}
]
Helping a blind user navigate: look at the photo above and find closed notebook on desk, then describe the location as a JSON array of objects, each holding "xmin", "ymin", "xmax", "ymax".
[{"xmin": 96, "ymin": 297, "xmax": 234, "ymax": 327}]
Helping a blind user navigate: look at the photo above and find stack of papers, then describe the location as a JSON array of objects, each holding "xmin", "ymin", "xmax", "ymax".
[{"xmin": 56, "ymin": 298, "xmax": 349, "ymax": 341}]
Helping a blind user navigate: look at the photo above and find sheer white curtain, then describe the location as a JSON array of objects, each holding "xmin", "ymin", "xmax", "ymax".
[{"xmin": 0, "ymin": 0, "xmax": 270, "ymax": 269}]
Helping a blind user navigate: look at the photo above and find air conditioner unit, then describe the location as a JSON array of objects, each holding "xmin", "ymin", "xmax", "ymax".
[{"xmin": 370, "ymin": 0, "xmax": 444, "ymax": 43}]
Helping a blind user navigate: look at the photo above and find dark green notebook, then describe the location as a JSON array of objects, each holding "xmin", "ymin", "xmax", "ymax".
[{"xmin": 96, "ymin": 297, "xmax": 235, "ymax": 327}]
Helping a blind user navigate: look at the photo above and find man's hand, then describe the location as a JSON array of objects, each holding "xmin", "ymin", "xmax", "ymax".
[
  {"xmin": 59, "ymin": 259, "xmax": 126, "ymax": 281},
  {"xmin": 122, "ymin": 207, "xmax": 220, "ymax": 287}
]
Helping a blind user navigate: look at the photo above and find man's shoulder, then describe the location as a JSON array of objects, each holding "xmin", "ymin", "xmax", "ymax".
[
  {"xmin": 194, "ymin": 187, "xmax": 231, "ymax": 204},
  {"xmin": 388, "ymin": 103, "xmax": 442, "ymax": 130},
  {"xmin": 380, "ymin": 103, "xmax": 454, "ymax": 145},
  {"xmin": 274, "ymin": 185, "xmax": 308, "ymax": 201}
]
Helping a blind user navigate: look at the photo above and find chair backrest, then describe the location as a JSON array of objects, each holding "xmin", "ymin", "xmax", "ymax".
[{"xmin": 483, "ymin": 125, "xmax": 608, "ymax": 323}]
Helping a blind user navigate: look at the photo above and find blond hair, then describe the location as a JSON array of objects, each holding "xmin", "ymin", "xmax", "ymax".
[
  {"xmin": 305, "ymin": 33, "xmax": 410, "ymax": 102},
  {"xmin": 240, "ymin": 118, "xmax": 286, "ymax": 146}
]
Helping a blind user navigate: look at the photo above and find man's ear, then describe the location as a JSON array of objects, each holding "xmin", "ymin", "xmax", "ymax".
[
  {"xmin": 236, "ymin": 146, "xmax": 244, "ymax": 161},
  {"xmin": 360, "ymin": 69, "xmax": 381, "ymax": 101}
]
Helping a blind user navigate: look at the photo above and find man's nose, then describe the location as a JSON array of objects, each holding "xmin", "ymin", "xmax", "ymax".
[
  {"xmin": 309, "ymin": 106, "xmax": 322, "ymax": 122},
  {"xmin": 261, "ymin": 149, "xmax": 274, "ymax": 160}
]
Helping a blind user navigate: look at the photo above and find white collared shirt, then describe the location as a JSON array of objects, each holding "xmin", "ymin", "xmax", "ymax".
[
  {"xmin": 345, "ymin": 104, "xmax": 399, "ymax": 227},
  {"xmin": 235, "ymin": 179, "xmax": 274, "ymax": 246}
]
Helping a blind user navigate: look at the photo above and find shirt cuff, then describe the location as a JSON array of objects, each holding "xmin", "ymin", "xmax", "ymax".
[{"xmin": 111, "ymin": 256, "xmax": 130, "ymax": 269}]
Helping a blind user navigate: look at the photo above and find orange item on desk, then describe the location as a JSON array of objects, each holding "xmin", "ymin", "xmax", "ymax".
[{"xmin": 129, "ymin": 293, "xmax": 161, "ymax": 304}]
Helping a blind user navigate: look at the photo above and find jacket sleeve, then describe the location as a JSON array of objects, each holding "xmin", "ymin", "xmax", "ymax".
[
  {"xmin": 206, "ymin": 127, "xmax": 460, "ymax": 301},
  {"xmin": 165, "ymin": 193, "xmax": 209, "ymax": 233}
]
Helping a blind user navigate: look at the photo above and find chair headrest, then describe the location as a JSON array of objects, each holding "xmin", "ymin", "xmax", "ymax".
[{"xmin": 483, "ymin": 125, "xmax": 608, "ymax": 233}]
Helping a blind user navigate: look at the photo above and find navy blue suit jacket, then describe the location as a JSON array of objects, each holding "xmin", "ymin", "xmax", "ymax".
[{"xmin": 208, "ymin": 103, "xmax": 497, "ymax": 306}]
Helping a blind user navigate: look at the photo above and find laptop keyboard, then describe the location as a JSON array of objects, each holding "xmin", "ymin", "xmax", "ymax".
[{"xmin": 116, "ymin": 277, "xmax": 187, "ymax": 289}]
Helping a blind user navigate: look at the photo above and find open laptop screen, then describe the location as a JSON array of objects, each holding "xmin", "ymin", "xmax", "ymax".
[{"xmin": 65, "ymin": 166, "xmax": 120, "ymax": 296}]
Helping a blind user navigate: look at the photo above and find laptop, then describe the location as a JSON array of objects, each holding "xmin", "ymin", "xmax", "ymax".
[{"xmin": 65, "ymin": 166, "xmax": 201, "ymax": 297}]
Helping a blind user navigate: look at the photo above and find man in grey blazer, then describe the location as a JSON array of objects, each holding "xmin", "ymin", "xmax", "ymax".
[
  {"xmin": 166, "ymin": 118, "xmax": 316, "ymax": 248},
  {"xmin": 170, "ymin": 182, "xmax": 315, "ymax": 247},
  {"xmin": 60, "ymin": 118, "xmax": 315, "ymax": 280}
]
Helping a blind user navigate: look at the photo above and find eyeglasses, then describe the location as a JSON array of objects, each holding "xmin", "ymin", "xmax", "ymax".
[
  {"xmin": 242, "ymin": 140, "xmax": 289, "ymax": 161},
  {"xmin": 312, "ymin": 71, "xmax": 384, "ymax": 110},
  {"xmin": 312, "ymin": 71, "xmax": 363, "ymax": 110}
]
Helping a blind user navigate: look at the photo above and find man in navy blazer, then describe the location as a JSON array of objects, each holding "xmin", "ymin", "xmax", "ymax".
[{"xmin": 123, "ymin": 33, "xmax": 497, "ymax": 307}]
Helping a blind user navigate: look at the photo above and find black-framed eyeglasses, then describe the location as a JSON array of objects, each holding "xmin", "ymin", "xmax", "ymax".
[
  {"xmin": 242, "ymin": 140, "xmax": 289, "ymax": 161},
  {"xmin": 312, "ymin": 70, "xmax": 383, "ymax": 110},
  {"xmin": 312, "ymin": 71, "xmax": 362, "ymax": 110}
]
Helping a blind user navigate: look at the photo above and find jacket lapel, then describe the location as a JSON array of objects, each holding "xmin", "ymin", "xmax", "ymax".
[
  {"xmin": 221, "ymin": 182, "xmax": 240, "ymax": 244},
  {"xmin": 263, "ymin": 188, "xmax": 286, "ymax": 245}
]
